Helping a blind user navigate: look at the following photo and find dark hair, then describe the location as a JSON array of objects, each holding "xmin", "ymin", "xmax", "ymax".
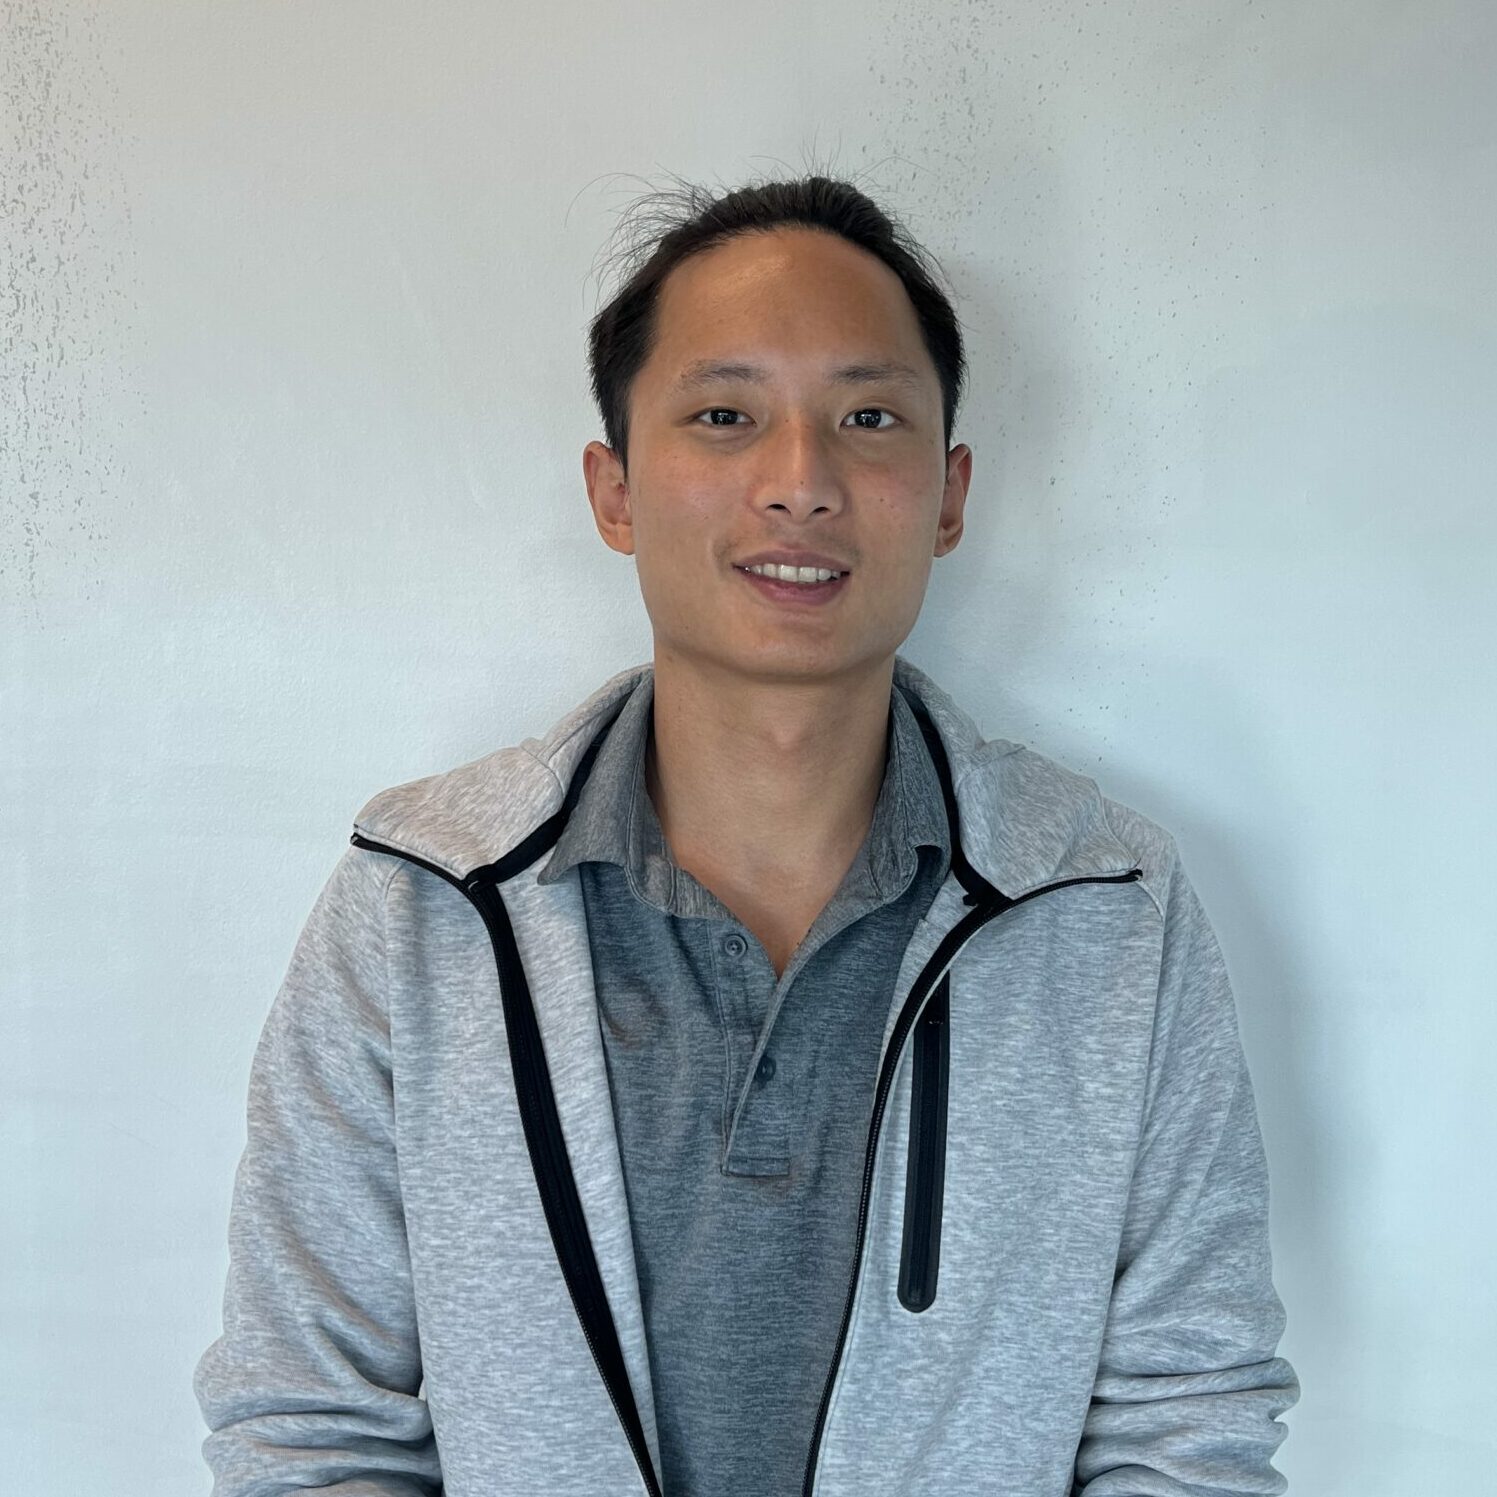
[{"xmin": 586, "ymin": 172, "xmax": 967, "ymax": 474}]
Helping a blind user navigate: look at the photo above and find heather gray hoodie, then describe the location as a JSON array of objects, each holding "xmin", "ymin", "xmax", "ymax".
[{"xmin": 194, "ymin": 654, "xmax": 1298, "ymax": 1495}]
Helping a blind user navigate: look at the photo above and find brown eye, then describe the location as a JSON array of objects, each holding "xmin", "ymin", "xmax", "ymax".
[
  {"xmin": 847, "ymin": 408, "xmax": 897, "ymax": 429},
  {"xmin": 696, "ymin": 408, "xmax": 746, "ymax": 427}
]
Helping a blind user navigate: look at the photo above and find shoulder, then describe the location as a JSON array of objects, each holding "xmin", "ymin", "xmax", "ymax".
[
  {"xmin": 1092, "ymin": 789, "xmax": 1183, "ymax": 920},
  {"xmin": 347, "ymin": 661, "xmax": 652, "ymax": 875}
]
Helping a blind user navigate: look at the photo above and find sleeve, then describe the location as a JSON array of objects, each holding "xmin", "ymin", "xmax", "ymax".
[
  {"xmin": 193, "ymin": 847, "xmax": 443, "ymax": 1495},
  {"xmin": 1072, "ymin": 843, "xmax": 1299, "ymax": 1496}
]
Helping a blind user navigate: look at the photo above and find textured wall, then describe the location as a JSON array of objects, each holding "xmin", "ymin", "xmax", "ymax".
[{"xmin": 4, "ymin": 1, "xmax": 1493, "ymax": 1489}]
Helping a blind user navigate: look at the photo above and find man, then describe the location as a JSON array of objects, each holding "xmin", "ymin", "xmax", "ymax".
[{"xmin": 195, "ymin": 174, "xmax": 1298, "ymax": 1495}]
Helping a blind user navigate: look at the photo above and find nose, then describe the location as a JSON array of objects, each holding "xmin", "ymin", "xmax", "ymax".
[{"xmin": 754, "ymin": 415, "xmax": 847, "ymax": 520}]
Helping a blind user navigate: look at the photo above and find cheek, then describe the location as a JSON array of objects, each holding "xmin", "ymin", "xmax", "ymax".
[
  {"xmin": 632, "ymin": 497, "xmax": 712, "ymax": 583},
  {"xmin": 647, "ymin": 494, "xmax": 716, "ymax": 556},
  {"xmin": 868, "ymin": 488, "xmax": 941, "ymax": 561}
]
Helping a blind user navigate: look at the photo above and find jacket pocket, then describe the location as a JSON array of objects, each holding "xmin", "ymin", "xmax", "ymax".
[{"xmin": 898, "ymin": 972, "xmax": 950, "ymax": 1312}]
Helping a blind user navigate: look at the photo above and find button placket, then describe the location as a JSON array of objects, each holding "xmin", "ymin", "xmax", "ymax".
[{"xmin": 717, "ymin": 928, "xmax": 791, "ymax": 1175}]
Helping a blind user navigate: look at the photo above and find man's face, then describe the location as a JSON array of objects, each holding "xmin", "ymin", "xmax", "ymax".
[{"xmin": 583, "ymin": 226, "xmax": 971, "ymax": 687}]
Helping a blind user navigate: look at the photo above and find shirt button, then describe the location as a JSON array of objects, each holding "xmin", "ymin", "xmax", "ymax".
[
  {"xmin": 755, "ymin": 1053, "xmax": 776, "ymax": 1085},
  {"xmin": 723, "ymin": 934, "xmax": 746, "ymax": 957}
]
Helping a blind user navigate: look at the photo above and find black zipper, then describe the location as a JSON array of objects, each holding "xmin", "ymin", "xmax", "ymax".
[
  {"xmin": 898, "ymin": 971, "xmax": 950, "ymax": 1312},
  {"xmin": 349, "ymin": 830, "xmax": 666, "ymax": 1497},
  {"xmin": 798, "ymin": 864, "xmax": 1144, "ymax": 1496}
]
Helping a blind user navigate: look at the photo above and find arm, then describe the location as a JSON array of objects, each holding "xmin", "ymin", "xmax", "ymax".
[
  {"xmin": 1073, "ymin": 843, "xmax": 1298, "ymax": 1495},
  {"xmin": 194, "ymin": 847, "xmax": 442, "ymax": 1495}
]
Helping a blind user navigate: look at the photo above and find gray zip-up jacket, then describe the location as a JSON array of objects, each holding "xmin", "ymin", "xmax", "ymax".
[{"xmin": 194, "ymin": 654, "xmax": 1298, "ymax": 1495}]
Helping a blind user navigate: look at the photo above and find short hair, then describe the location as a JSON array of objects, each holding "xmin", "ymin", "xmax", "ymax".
[{"xmin": 586, "ymin": 172, "xmax": 967, "ymax": 475}]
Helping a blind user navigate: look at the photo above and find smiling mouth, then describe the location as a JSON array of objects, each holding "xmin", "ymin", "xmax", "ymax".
[{"xmin": 733, "ymin": 564, "xmax": 850, "ymax": 604}]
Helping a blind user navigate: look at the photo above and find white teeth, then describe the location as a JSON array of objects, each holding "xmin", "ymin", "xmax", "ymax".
[{"xmin": 744, "ymin": 563, "xmax": 843, "ymax": 583}]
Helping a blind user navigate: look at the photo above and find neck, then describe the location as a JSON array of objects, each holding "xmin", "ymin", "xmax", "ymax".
[{"xmin": 644, "ymin": 646, "xmax": 895, "ymax": 894}]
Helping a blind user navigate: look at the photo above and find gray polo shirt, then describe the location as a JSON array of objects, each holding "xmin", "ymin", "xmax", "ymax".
[{"xmin": 536, "ymin": 673, "xmax": 951, "ymax": 1497}]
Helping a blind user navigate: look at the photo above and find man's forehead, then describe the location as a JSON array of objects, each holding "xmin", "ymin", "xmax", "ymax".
[
  {"xmin": 644, "ymin": 229, "xmax": 935, "ymax": 396},
  {"xmin": 656, "ymin": 227, "xmax": 915, "ymax": 321}
]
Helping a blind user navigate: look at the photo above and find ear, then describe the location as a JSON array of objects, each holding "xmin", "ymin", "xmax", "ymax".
[
  {"xmin": 934, "ymin": 443, "xmax": 972, "ymax": 558},
  {"xmin": 582, "ymin": 440, "xmax": 635, "ymax": 557}
]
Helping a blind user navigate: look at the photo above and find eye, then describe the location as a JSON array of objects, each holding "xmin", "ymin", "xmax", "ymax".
[
  {"xmin": 693, "ymin": 407, "xmax": 747, "ymax": 427},
  {"xmin": 846, "ymin": 407, "xmax": 898, "ymax": 430}
]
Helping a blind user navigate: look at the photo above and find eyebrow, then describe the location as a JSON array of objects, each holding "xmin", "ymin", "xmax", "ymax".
[{"xmin": 670, "ymin": 359, "xmax": 928, "ymax": 396}]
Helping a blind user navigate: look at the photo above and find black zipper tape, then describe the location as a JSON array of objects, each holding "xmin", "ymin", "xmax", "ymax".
[
  {"xmin": 898, "ymin": 971, "xmax": 950, "ymax": 1312},
  {"xmin": 800, "ymin": 863, "xmax": 1144, "ymax": 1494},
  {"xmin": 349, "ymin": 831, "xmax": 664, "ymax": 1497},
  {"xmin": 348, "ymin": 696, "xmax": 665, "ymax": 1497}
]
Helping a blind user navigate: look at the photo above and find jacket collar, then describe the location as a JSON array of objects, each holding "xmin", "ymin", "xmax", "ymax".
[{"xmin": 351, "ymin": 654, "xmax": 1141, "ymax": 902}]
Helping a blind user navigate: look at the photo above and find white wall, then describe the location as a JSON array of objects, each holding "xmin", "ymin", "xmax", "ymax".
[{"xmin": 4, "ymin": 1, "xmax": 1493, "ymax": 1489}]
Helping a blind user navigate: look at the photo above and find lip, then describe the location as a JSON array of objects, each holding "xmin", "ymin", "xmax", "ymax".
[
  {"xmin": 735, "ymin": 566, "xmax": 849, "ymax": 607},
  {"xmin": 733, "ymin": 549, "xmax": 851, "ymax": 574}
]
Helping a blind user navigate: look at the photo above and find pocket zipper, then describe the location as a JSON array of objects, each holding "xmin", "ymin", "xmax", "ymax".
[{"xmin": 898, "ymin": 972, "xmax": 950, "ymax": 1311}]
